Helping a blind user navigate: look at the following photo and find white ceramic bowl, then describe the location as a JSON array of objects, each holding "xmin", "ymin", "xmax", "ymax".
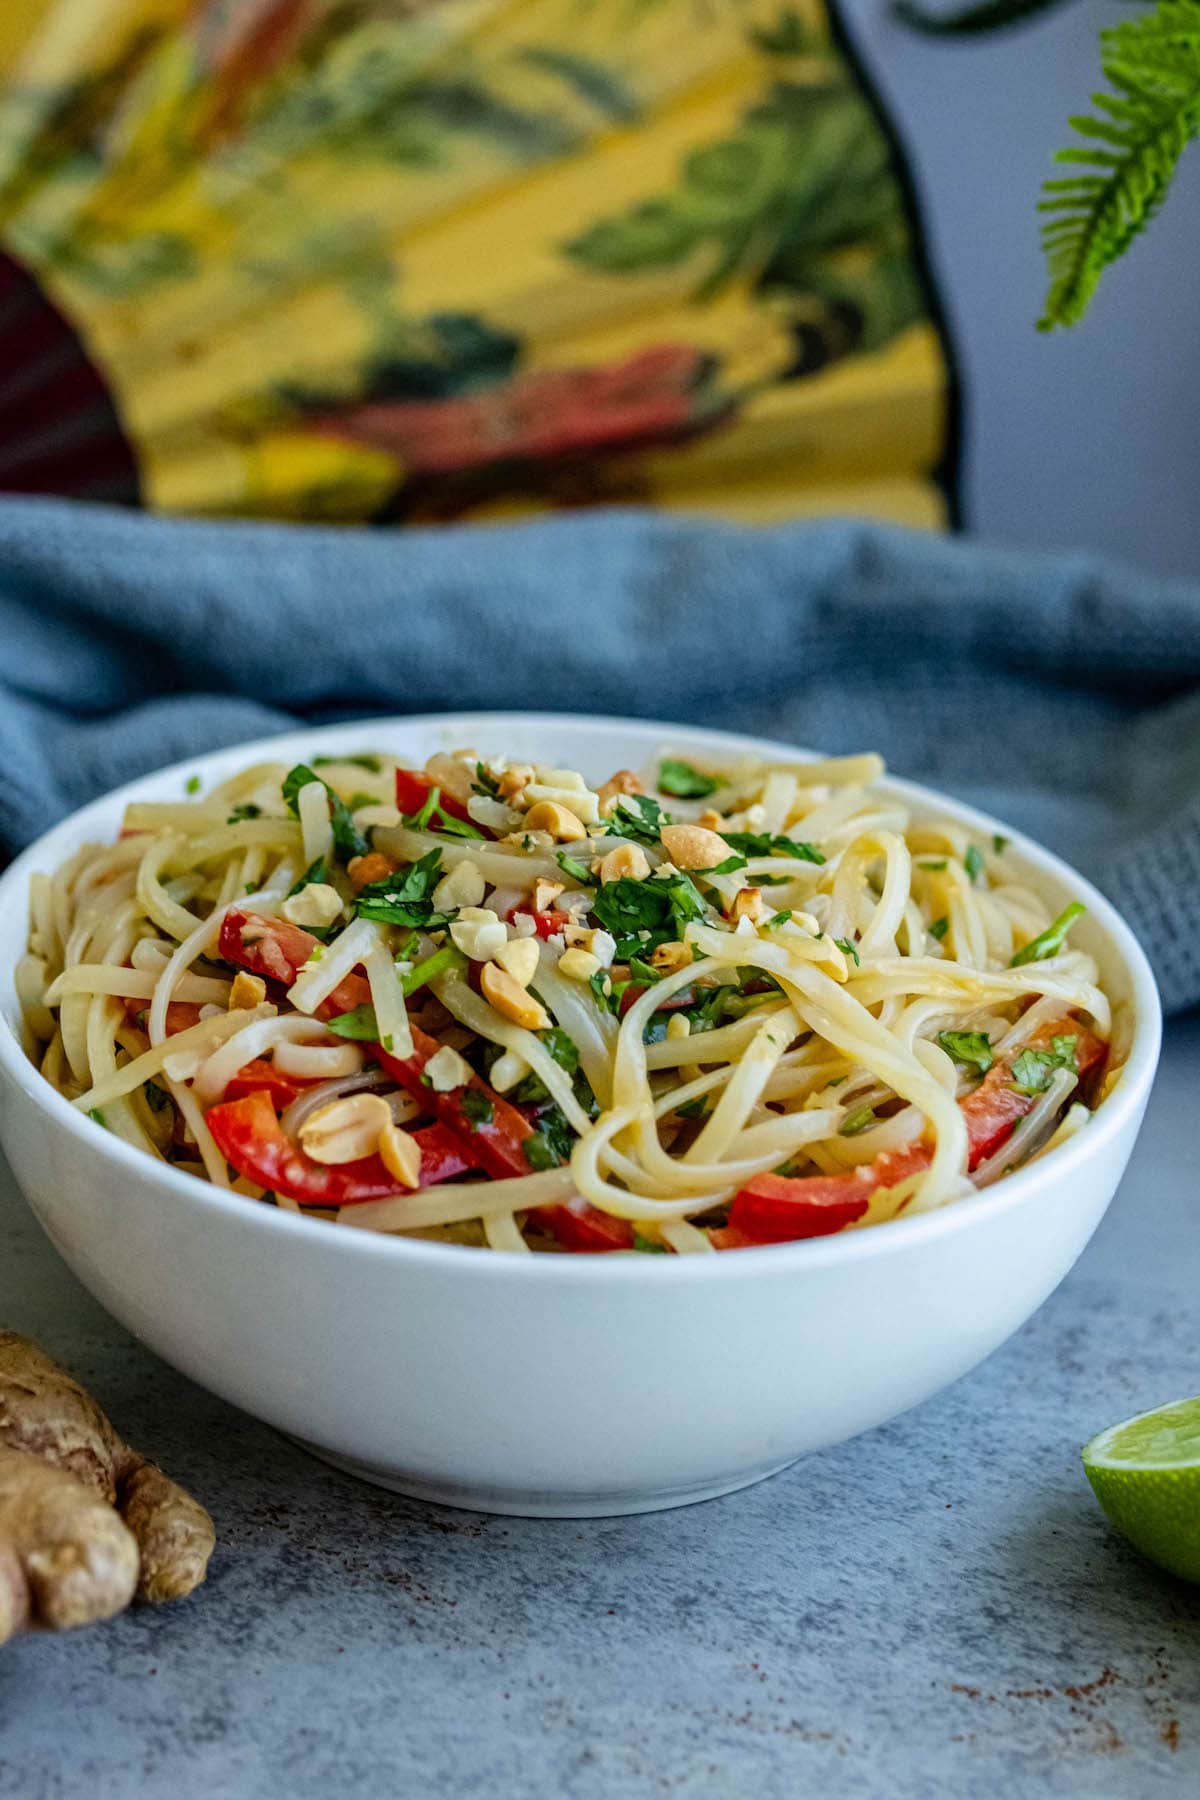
[{"xmin": 0, "ymin": 715, "xmax": 1161, "ymax": 1517}]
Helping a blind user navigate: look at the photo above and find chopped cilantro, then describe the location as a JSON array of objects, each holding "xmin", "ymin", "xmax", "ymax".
[
  {"xmin": 325, "ymin": 1004, "xmax": 379, "ymax": 1041},
  {"xmin": 631, "ymin": 1230, "xmax": 669, "ymax": 1254},
  {"xmin": 928, "ymin": 916, "xmax": 950, "ymax": 942},
  {"xmin": 611, "ymin": 792, "xmax": 673, "ymax": 847},
  {"xmin": 472, "ymin": 762, "xmax": 500, "ymax": 798},
  {"xmin": 185, "ymin": 774, "xmax": 201, "ymax": 795},
  {"xmin": 919, "ymin": 859, "xmax": 948, "ymax": 871},
  {"xmin": 1010, "ymin": 1040, "xmax": 1078, "ymax": 1096},
  {"xmin": 937, "ymin": 1030, "xmax": 993, "ymax": 1074},
  {"xmin": 674, "ymin": 1096, "xmax": 710, "ymax": 1120},
  {"xmin": 541, "ymin": 1028, "xmax": 580, "ymax": 1075},
  {"xmin": 288, "ymin": 855, "xmax": 329, "ymax": 898},
  {"xmin": 227, "ymin": 803, "xmax": 262, "ymax": 824},
  {"xmin": 524, "ymin": 1106, "xmax": 575, "ymax": 1171},
  {"xmin": 588, "ymin": 969, "xmax": 616, "ymax": 1012},
  {"xmin": 592, "ymin": 869, "xmax": 706, "ymax": 961},
  {"xmin": 840, "ymin": 1105, "xmax": 877, "ymax": 1136},
  {"xmin": 312, "ymin": 754, "xmax": 382, "ymax": 773},
  {"xmin": 355, "ymin": 849, "xmax": 449, "ymax": 928},
  {"xmin": 460, "ymin": 1088, "xmax": 495, "ymax": 1129},
  {"xmin": 557, "ymin": 852, "xmax": 595, "ymax": 885},
  {"xmin": 144, "ymin": 1079, "xmax": 171, "ymax": 1113},
  {"xmin": 1010, "ymin": 903, "xmax": 1086, "ymax": 968},
  {"xmin": 708, "ymin": 854, "xmax": 748, "ymax": 876},
  {"xmin": 721, "ymin": 830, "xmax": 825, "ymax": 865},
  {"xmin": 88, "ymin": 1107, "xmax": 107, "ymax": 1128},
  {"xmin": 626, "ymin": 956, "xmax": 663, "ymax": 985},
  {"xmin": 992, "ymin": 834, "xmax": 1009, "ymax": 855},
  {"xmin": 657, "ymin": 758, "xmax": 719, "ymax": 799},
  {"xmin": 834, "ymin": 937, "xmax": 860, "ymax": 966},
  {"xmin": 347, "ymin": 792, "xmax": 377, "ymax": 811},
  {"xmin": 282, "ymin": 763, "xmax": 368, "ymax": 862},
  {"xmin": 765, "ymin": 910, "xmax": 793, "ymax": 929},
  {"xmin": 965, "ymin": 845, "xmax": 985, "ymax": 885}
]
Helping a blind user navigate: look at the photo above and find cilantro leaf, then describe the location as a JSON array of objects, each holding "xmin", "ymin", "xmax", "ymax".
[
  {"xmin": 282, "ymin": 763, "xmax": 368, "ymax": 862},
  {"xmin": 227, "ymin": 803, "xmax": 262, "ymax": 824},
  {"xmin": 288, "ymin": 855, "xmax": 329, "ymax": 898},
  {"xmin": 185, "ymin": 775, "xmax": 201, "ymax": 795},
  {"xmin": 1010, "ymin": 903, "xmax": 1086, "ymax": 968},
  {"xmin": 834, "ymin": 937, "xmax": 860, "ymax": 965},
  {"xmin": 611, "ymin": 792, "xmax": 673, "ymax": 847},
  {"xmin": 472, "ymin": 762, "xmax": 500, "ymax": 798},
  {"xmin": 765, "ymin": 910, "xmax": 793, "ymax": 929},
  {"xmin": 460, "ymin": 1088, "xmax": 495, "ymax": 1129},
  {"xmin": 965, "ymin": 845, "xmax": 985, "ymax": 884},
  {"xmin": 524, "ymin": 1106, "xmax": 575, "ymax": 1171},
  {"xmin": 708, "ymin": 854, "xmax": 747, "ymax": 876},
  {"xmin": 928, "ymin": 916, "xmax": 950, "ymax": 942},
  {"xmin": 591, "ymin": 870, "xmax": 706, "ymax": 960},
  {"xmin": 1009, "ymin": 1046, "xmax": 1076, "ymax": 1096},
  {"xmin": 674, "ymin": 1096, "xmax": 710, "ymax": 1120},
  {"xmin": 937, "ymin": 1030, "xmax": 993, "ymax": 1074},
  {"xmin": 992, "ymin": 834, "xmax": 1009, "ymax": 855},
  {"xmin": 144, "ymin": 1079, "xmax": 171, "ymax": 1113},
  {"xmin": 325, "ymin": 1004, "xmax": 380, "ymax": 1041},
  {"xmin": 354, "ymin": 849, "xmax": 449, "ymax": 928},
  {"xmin": 657, "ymin": 758, "xmax": 719, "ymax": 799},
  {"xmin": 721, "ymin": 830, "xmax": 825, "ymax": 866},
  {"xmin": 840, "ymin": 1105, "xmax": 877, "ymax": 1136}
]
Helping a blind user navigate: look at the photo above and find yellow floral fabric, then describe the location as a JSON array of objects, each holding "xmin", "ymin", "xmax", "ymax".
[{"xmin": 0, "ymin": 1, "xmax": 953, "ymax": 527}]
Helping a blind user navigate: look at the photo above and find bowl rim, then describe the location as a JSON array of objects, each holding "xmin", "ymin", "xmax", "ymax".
[{"xmin": 0, "ymin": 709, "xmax": 1163, "ymax": 1287}]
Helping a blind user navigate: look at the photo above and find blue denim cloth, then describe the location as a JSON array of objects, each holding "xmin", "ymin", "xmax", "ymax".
[{"xmin": 2, "ymin": 495, "xmax": 1198, "ymax": 1009}]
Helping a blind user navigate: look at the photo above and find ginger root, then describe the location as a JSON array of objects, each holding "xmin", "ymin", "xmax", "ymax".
[{"xmin": 0, "ymin": 1331, "xmax": 214, "ymax": 1643}]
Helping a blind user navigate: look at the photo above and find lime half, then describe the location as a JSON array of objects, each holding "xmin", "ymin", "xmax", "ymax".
[{"xmin": 1083, "ymin": 1398, "xmax": 1200, "ymax": 1583}]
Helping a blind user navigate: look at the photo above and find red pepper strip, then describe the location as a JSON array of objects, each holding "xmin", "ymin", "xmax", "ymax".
[
  {"xmin": 506, "ymin": 907, "xmax": 573, "ymax": 941},
  {"xmin": 532, "ymin": 1202, "xmax": 634, "ymax": 1253},
  {"xmin": 223, "ymin": 1058, "xmax": 320, "ymax": 1109},
  {"xmin": 371, "ymin": 1035, "xmax": 534, "ymax": 1179},
  {"xmin": 206, "ymin": 1090, "xmax": 477, "ymax": 1206},
  {"xmin": 218, "ymin": 911, "xmax": 370, "ymax": 1017},
  {"xmin": 123, "ymin": 996, "xmax": 206, "ymax": 1037},
  {"xmin": 960, "ymin": 1018, "xmax": 1106, "ymax": 1169},
  {"xmin": 394, "ymin": 768, "xmax": 477, "ymax": 829},
  {"xmin": 718, "ymin": 1016, "xmax": 1108, "ymax": 1247}
]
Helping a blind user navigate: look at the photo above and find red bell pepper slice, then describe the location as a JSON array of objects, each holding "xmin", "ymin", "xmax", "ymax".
[
  {"xmin": 960, "ymin": 1018, "xmax": 1106, "ymax": 1169},
  {"xmin": 371, "ymin": 1035, "xmax": 534, "ymax": 1179},
  {"xmin": 727, "ymin": 1173, "xmax": 872, "ymax": 1245},
  {"xmin": 506, "ymin": 907, "xmax": 573, "ymax": 941},
  {"xmin": 206, "ymin": 1089, "xmax": 478, "ymax": 1205},
  {"xmin": 394, "ymin": 768, "xmax": 477, "ymax": 828},
  {"xmin": 219, "ymin": 911, "xmax": 370, "ymax": 1017},
  {"xmin": 223, "ymin": 1058, "xmax": 319, "ymax": 1109},
  {"xmin": 531, "ymin": 1202, "xmax": 634, "ymax": 1252}
]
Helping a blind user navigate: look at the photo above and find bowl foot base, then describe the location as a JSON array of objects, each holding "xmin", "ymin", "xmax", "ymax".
[{"xmin": 285, "ymin": 1436, "xmax": 799, "ymax": 1518}]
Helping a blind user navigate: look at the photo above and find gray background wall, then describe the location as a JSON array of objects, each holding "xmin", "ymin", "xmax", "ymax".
[{"xmin": 841, "ymin": 0, "xmax": 1200, "ymax": 579}]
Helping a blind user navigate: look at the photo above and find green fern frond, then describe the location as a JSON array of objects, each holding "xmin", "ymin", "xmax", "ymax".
[{"xmin": 1039, "ymin": 0, "xmax": 1200, "ymax": 328}]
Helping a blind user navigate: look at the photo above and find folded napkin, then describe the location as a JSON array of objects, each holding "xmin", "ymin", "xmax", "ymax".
[{"xmin": 2, "ymin": 495, "xmax": 1198, "ymax": 1012}]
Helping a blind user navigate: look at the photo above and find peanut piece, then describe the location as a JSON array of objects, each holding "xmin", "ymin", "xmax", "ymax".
[
  {"xmin": 480, "ymin": 961, "xmax": 551, "ymax": 1029},
  {"xmin": 299, "ymin": 1093, "xmax": 394, "ymax": 1165},
  {"xmin": 378, "ymin": 1122, "xmax": 422, "ymax": 1189},
  {"xmin": 659, "ymin": 823, "xmax": 730, "ymax": 870},
  {"xmin": 597, "ymin": 843, "xmax": 651, "ymax": 884},
  {"xmin": 347, "ymin": 852, "xmax": 396, "ymax": 892},
  {"xmin": 523, "ymin": 801, "xmax": 587, "ymax": 843}
]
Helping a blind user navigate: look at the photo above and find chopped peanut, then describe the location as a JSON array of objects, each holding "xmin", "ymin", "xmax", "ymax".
[
  {"xmin": 229, "ymin": 971, "xmax": 266, "ymax": 1010},
  {"xmin": 558, "ymin": 947, "xmax": 601, "ymax": 983},
  {"xmin": 729, "ymin": 887, "xmax": 768, "ymax": 925},
  {"xmin": 300, "ymin": 1093, "xmax": 393, "ymax": 1165},
  {"xmin": 449, "ymin": 907, "xmax": 507, "ymax": 961},
  {"xmin": 659, "ymin": 823, "xmax": 730, "ymax": 870},
  {"xmin": 494, "ymin": 935, "xmax": 540, "ymax": 987},
  {"xmin": 523, "ymin": 801, "xmax": 587, "ymax": 842},
  {"xmin": 281, "ymin": 883, "xmax": 344, "ymax": 929},
  {"xmin": 432, "ymin": 860, "xmax": 486, "ymax": 912},
  {"xmin": 597, "ymin": 843, "xmax": 650, "ymax": 884},
  {"xmin": 532, "ymin": 878, "xmax": 565, "ymax": 912},
  {"xmin": 649, "ymin": 940, "xmax": 692, "ymax": 974},
  {"xmin": 497, "ymin": 763, "xmax": 534, "ymax": 800},
  {"xmin": 424, "ymin": 1045, "xmax": 473, "ymax": 1092},
  {"xmin": 597, "ymin": 770, "xmax": 642, "ymax": 815},
  {"xmin": 697, "ymin": 809, "xmax": 726, "ymax": 831},
  {"xmin": 378, "ymin": 1122, "xmax": 422, "ymax": 1189},
  {"xmin": 347, "ymin": 851, "xmax": 396, "ymax": 892},
  {"xmin": 481, "ymin": 961, "xmax": 551, "ymax": 1029}
]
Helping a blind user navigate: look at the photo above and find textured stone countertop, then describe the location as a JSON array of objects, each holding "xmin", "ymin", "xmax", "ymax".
[{"xmin": 2, "ymin": 1023, "xmax": 1198, "ymax": 1799}]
